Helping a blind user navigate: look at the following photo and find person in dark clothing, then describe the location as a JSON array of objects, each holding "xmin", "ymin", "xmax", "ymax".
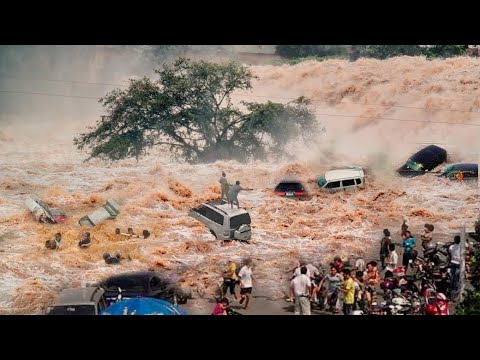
[
  {"xmin": 380, "ymin": 229, "xmax": 392, "ymax": 269},
  {"xmin": 45, "ymin": 233, "xmax": 62, "ymax": 250},
  {"xmin": 401, "ymin": 217, "xmax": 409, "ymax": 234},
  {"xmin": 103, "ymin": 252, "xmax": 121, "ymax": 264},
  {"xmin": 78, "ymin": 231, "xmax": 91, "ymax": 248},
  {"xmin": 333, "ymin": 256, "xmax": 344, "ymax": 273},
  {"xmin": 449, "ymin": 236, "xmax": 461, "ymax": 292}
]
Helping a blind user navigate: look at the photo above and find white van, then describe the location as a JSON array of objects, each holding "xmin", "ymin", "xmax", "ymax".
[{"xmin": 317, "ymin": 167, "xmax": 365, "ymax": 192}]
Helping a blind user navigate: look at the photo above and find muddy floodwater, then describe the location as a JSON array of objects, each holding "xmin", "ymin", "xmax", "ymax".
[{"xmin": 0, "ymin": 56, "xmax": 479, "ymax": 314}]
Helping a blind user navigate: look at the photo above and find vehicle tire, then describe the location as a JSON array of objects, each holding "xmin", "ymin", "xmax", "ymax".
[{"xmin": 210, "ymin": 230, "xmax": 218, "ymax": 239}]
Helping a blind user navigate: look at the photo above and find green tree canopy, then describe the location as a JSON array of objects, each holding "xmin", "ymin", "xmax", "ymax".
[
  {"xmin": 276, "ymin": 45, "xmax": 347, "ymax": 58},
  {"xmin": 74, "ymin": 58, "xmax": 321, "ymax": 163},
  {"xmin": 276, "ymin": 45, "xmax": 468, "ymax": 61}
]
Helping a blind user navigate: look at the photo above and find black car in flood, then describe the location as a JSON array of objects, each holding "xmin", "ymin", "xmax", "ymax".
[
  {"xmin": 438, "ymin": 163, "xmax": 478, "ymax": 180},
  {"xmin": 397, "ymin": 145, "xmax": 447, "ymax": 177},
  {"xmin": 274, "ymin": 179, "xmax": 308, "ymax": 198},
  {"xmin": 97, "ymin": 271, "xmax": 188, "ymax": 306}
]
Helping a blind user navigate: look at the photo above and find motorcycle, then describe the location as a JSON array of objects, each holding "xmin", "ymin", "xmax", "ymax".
[
  {"xmin": 386, "ymin": 295, "xmax": 413, "ymax": 315},
  {"xmin": 380, "ymin": 275, "xmax": 399, "ymax": 301},
  {"xmin": 369, "ymin": 301, "xmax": 388, "ymax": 315},
  {"xmin": 423, "ymin": 242, "xmax": 451, "ymax": 267},
  {"xmin": 226, "ymin": 307, "xmax": 242, "ymax": 315},
  {"xmin": 424, "ymin": 291, "xmax": 449, "ymax": 315}
]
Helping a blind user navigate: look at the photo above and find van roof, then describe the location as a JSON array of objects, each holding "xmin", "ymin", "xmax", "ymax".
[
  {"xmin": 54, "ymin": 287, "xmax": 105, "ymax": 306},
  {"xmin": 206, "ymin": 201, "xmax": 250, "ymax": 216},
  {"xmin": 325, "ymin": 168, "xmax": 364, "ymax": 182}
]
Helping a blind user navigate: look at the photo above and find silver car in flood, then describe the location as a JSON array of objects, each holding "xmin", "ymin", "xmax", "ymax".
[
  {"xmin": 25, "ymin": 194, "xmax": 68, "ymax": 223},
  {"xmin": 46, "ymin": 287, "xmax": 107, "ymax": 315},
  {"xmin": 188, "ymin": 200, "xmax": 252, "ymax": 241},
  {"xmin": 78, "ymin": 199, "xmax": 120, "ymax": 227}
]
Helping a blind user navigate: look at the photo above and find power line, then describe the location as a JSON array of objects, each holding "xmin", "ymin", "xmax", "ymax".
[
  {"xmin": 2, "ymin": 89, "xmax": 480, "ymax": 128},
  {"xmin": 339, "ymin": 101, "xmax": 480, "ymax": 115},
  {"xmin": 0, "ymin": 89, "xmax": 99, "ymax": 99},
  {"xmin": 0, "ymin": 74, "xmax": 125, "ymax": 87},
  {"xmin": 2, "ymin": 73, "xmax": 480, "ymax": 115},
  {"xmin": 313, "ymin": 111, "xmax": 480, "ymax": 127}
]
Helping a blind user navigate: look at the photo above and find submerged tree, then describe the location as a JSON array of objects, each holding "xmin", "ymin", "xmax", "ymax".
[{"xmin": 74, "ymin": 58, "xmax": 321, "ymax": 163}]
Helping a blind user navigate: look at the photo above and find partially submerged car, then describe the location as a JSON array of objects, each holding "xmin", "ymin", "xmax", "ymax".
[
  {"xmin": 78, "ymin": 199, "xmax": 120, "ymax": 227},
  {"xmin": 188, "ymin": 200, "xmax": 252, "ymax": 241},
  {"xmin": 25, "ymin": 194, "xmax": 67, "ymax": 224},
  {"xmin": 397, "ymin": 145, "xmax": 447, "ymax": 177},
  {"xmin": 46, "ymin": 287, "xmax": 107, "ymax": 315},
  {"xmin": 97, "ymin": 271, "xmax": 188, "ymax": 306},
  {"xmin": 318, "ymin": 167, "xmax": 365, "ymax": 192},
  {"xmin": 274, "ymin": 179, "xmax": 308, "ymax": 198},
  {"xmin": 438, "ymin": 163, "xmax": 478, "ymax": 181}
]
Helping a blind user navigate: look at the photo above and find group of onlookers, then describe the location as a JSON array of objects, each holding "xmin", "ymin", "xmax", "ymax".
[
  {"xmin": 212, "ymin": 258, "xmax": 254, "ymax": 315},
  {"xmin": 216, "ymin": 215, "xmax": 464, "ymax": 316}
]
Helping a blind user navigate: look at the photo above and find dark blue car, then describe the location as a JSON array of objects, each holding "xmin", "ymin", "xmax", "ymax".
[
  {"xmin": 438, "ymin": 163, "xmax": 478, "ymax": 180},
  {"xmin": 397, "ymin": 145, "xmax": 447, "ymax": 177}
]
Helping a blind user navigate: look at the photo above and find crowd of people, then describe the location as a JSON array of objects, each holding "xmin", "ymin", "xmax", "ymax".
[
  {"xmin": 287, "ymin": 257, "xmax": 381, "ymax": 315},
  {"xmin": 285, "ymin": 217, "xmax": 464, "ymax": 315},
  {"xmin": 212, "ymin": 215, "xmax": 464, "ymax": 315},
  {"xmin": 212, "ymin": 257, "xmax": 254, "ymax": 315}
]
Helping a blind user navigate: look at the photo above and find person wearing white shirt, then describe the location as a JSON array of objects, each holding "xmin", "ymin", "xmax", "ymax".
[
  {"xmin": 293, "ymin": 262, "xmax": 320, "ymax": 302},
  {"xmin": 290, "ymin": 266, "xmax": 311, "ymax": 315},
  {"xmin": 355, "ymin": 258, "xmax": 366, "ymax": 272},
  {"xmin": 238, "ymin": 258, "xmax": 253, "ymax": 309},
  {"xmin": 293, "ymin": 262, "xmax": 319, "ymax": 278},
  {"xmin": 385, "ymin": 243, "xmax": 399, "ymax": 273}
]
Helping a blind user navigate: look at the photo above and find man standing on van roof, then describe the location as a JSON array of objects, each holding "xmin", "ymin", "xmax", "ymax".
[
  {"xmin": 227, "ymin": 181, "xmax": 253, "ymax": 209},
  {"xmin": 219, "ymin": 172, "xmax": 231, "ymax": 201}
]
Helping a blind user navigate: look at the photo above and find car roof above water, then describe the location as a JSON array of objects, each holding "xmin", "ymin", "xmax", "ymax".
[
  {"xmin": 102, "ymin": 271, "xmax": 156, "ymax": 284},
  {"xmin": 205, "ymin": 201, "xmax": 250, "ymax": 216},
  {"xmin": 277, "ymin": 177, "xmax": 303, "ymax": 183},
  {"xmin": 410, "ymin": 144, "xmax": 447, "ymax": 162},
  {"xmin": 324, "ymin": 168, "xmax": 364, "ymax": 182},
  {"xmin": 54, "ymin": 287, "xmax": 105, "ymax": 306},
  {"xmin": 443, "ymin": 163, "xmax": 478, "ymax": 172}
]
